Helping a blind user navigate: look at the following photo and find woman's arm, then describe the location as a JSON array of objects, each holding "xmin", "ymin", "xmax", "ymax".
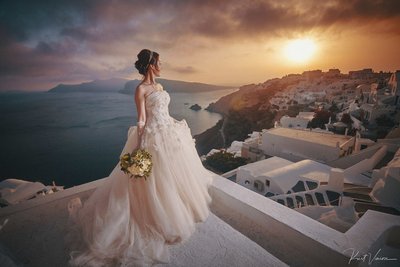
[{"xmin": 135, "ymin": 85, "xmax": 146, "ymax": 146}]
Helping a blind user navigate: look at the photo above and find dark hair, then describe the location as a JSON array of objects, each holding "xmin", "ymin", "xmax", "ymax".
[{"xmin": 134, "ymin": 49, "xmax": 159, "ymax": 75}]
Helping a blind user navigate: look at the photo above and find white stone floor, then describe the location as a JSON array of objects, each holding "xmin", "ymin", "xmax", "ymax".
[{"xmin": 0, "ymin": 190, "xmax": 288, "ymax": 267}]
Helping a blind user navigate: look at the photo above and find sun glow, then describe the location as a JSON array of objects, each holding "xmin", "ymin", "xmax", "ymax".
[{"xmin": 284, "ymin": 38, "xmax": 316, "ymax": 63}]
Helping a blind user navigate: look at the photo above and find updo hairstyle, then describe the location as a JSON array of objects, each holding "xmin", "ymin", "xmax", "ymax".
[{"xmin": 134, "ymin": 49, "xmax": 159, "ymax": 75}]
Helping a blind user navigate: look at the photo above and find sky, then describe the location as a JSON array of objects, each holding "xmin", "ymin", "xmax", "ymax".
[{"xmin": 0, "ymin": 0, "xmax": 399, "ymax": 92}]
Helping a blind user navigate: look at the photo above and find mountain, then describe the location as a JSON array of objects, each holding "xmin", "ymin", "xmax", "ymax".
[
  {"xmin": 205, "ymin": 78, "xmax": 283, "ymax": 115},
  {"xmin": 119, "ymin": 78, "xmax": 235, "ymax": 94},
  {"xmin": 47, "ymin": 78, "xmax": 129, "ymax": 93},
  {"xmin": 196, "ymin": 77, "xmax": 304, "ymax": 152}
]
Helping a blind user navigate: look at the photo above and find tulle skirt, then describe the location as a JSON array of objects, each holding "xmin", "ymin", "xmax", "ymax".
[{"xmin": 65, "ymin": 119, "xmax": 213, "ymax": 266}]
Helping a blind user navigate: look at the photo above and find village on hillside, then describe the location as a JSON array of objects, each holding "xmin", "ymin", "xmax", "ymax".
[{"xmin": 205, "ymin": 68, "xmax": 400, "ymax": 233}]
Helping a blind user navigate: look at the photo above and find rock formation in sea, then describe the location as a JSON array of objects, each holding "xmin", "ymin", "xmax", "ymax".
[{"xmin": 190, "ymin": 104, "xmax": 201, "ymax": 111}]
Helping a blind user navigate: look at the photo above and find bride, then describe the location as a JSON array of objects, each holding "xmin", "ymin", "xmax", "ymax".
[{"xmin": 66, "ymin": 49, "xmax": 214, "ymax": 266}]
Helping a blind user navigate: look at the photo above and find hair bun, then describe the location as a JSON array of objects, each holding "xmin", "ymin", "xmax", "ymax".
[
  {"xmin": 134, "ymin": 60, "xmax": 147, "ymax": 75},
  {"xmin": 134, "ymin": 49, "xmax": 159, "ymax": 76}
]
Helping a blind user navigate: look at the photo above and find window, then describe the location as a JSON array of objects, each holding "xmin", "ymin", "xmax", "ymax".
[
  {"xmin": 305, "ymin": 194, "xmax": 315, "ymax": 205},
  {"xmin": 292, "ymin": 181, "xmax": 306, "ymax": 192},
  {"xmin": 265, "ymin": 179, "xmax": 270, "ymax": 187},
  {"xmin": 227, "ymin": 174, "xmax": 237, "ymax": 182},
  {"xmin": 277, "ymin": 199, "xmax": 285, "ymax": 205},
  {"xmin": 264, "ymin": 192, "xmax": 275, "ymax": 197},
  {"xmin": 286, "ymin": 190, "xmax": 292, "ymax": 194},
  {"xmin": 295, "ymin": 196, "xmax": 305, "ymax": 207},
  {"xmin": 326, "ymin": 190, "xmax": 341, "ymax": 206},
  {"xmin": 254, "ymin": 180, "xmax": 264, "ymax": 192},
  {"xmin": 244, "ymin": 180, "xmax": 250, "ymax": 185},
  {"xmin": 361, "ymin": 144, "xmax": 368, "ymax": 150},
  {"xmin": 315, "ymin": 192, "xmax": 326, "ymax": 206},
  {"xmin": 306, "ymin": 181, "xmax": 318, "ymax": 190},
  {"xmin": 286, "ymin": 197, "xmax": 295, "ymax": 208}
]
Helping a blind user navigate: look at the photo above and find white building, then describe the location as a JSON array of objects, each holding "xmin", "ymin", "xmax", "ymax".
[
  {"xmin": 279, "ymin": 112, "xmax": 315, "ymax": 129},
  {"xmin": 238, "ymin": 143, "xmax": 387, "ymax": 197},
  {"xmin": 260, "ymin": 128, "xmax": 355, "ymax": 163},
  {"xmin": 226, "ymin": 140, "xmax": 243, "ymax": 157},
  {"xmin": 294, "ymin": 196, "xmax": 358, "ymax": 232},
  {"xmin": 280, "ymin": 115, "xmax": 309, "ymax": 129},
  {"xmin": 388, "ymin": 70, "xmax": 400, "ymax": 107},
  {"xmin": 269, "ymin": 168, "xmax": 346, "ymax": 210},
  {"xmin": 241, "ymin": 131, "xmax": 265, "ymax": 161},
  {"xmin": 325, "ymin": 68, "xmax": 341, "ymax": 78},
  {"xmin": 236, "ymin": 157, "xmax": 294, "ymax": 194},
  {"xmin": 355, "ymin": 84, "xmax": 372, "ymax": 103},
  {"xmin": 349, "ymin": 68, "xmax": 374, "ymax": 79},
  {"xmin": 0, "ymin": 179, "xmax": 63, "ymax": 206},
  {"xmin": 371, "ymin": 146, "xmax": 400, "ymax": 210},
  {"xmin": 234, "ymin": 145, "xmax": 391, "ymax": 232},
  {"xmin": 251, "ymin": 159, "xmax": 332, "ymax": 195},
  {"xmin": 297, "ymin": 112, "xmax": 315, "ymax": 121},
  {"xmin": 360, "ymin": 103, "xmax": 396, "ymax": 123}
]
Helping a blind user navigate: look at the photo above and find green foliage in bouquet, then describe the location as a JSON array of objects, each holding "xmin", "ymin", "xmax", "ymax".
[{"xmin": 120, "ymin": 149, "xmax": 153, "ymax": 180}]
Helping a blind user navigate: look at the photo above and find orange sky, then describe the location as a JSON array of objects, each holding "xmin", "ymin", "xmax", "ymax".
[{"xmin": 0, "ymin": 0, "xmax": 399, "ymax": 91}]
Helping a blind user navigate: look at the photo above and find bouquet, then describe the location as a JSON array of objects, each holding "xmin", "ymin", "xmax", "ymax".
[{"xmin": 119, "ymin": 149, "xmax": 153, "ymax": 180}]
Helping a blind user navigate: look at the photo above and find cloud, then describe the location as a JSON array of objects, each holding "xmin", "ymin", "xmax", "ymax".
[
  {"xmin": 163, "ymin": 0, "xmax": 400, "ymax": 39},
  {"xmin": 0, "ymin": 0, "xmax": 399, "ymax": 90},
  {"xmin": 2, "ymin": 1, "xmax": 399, "ymax": 42},
  {"xmin": 318, "ymin": 0, "xmax": 400, "ymax": 23},
  {"xmin": 168, "ymin": 65, "xmax": 199, "ymax": 74}
]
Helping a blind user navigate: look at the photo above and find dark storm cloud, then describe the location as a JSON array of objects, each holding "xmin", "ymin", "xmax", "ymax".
[
  {"xmin": 319, "ymin": 0, "xmax": 400, "ymax": 24},
  {"xmin": 0, "ymin": 0, "xmax": 87, "ymax": 41},
  {"xmin": 1, "ymin": 0, "xmax": 399, "ymax": 46},
  {"xmin": 182, "ymin": 0, "xmax": 400, "ymax": 37},
  {"xmin": 0, "ymin": 0, "xmax": 399, "ymax": 90},
  {"xmin": 0, "ymin": 0, "xmax": 174, "ymax": 81}
]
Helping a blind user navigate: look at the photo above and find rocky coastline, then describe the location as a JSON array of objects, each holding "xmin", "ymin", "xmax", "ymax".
[{"xmin": 195, "ymin": 79, "xmax": 283, "ymax": 155}]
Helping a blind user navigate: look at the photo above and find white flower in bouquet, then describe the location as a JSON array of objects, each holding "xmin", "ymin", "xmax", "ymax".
[{"xmin": 120, "ymin": 149, "xmax": 153, "ymax": 180}]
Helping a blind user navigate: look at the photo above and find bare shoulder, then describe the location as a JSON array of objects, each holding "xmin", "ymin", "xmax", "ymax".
[{"xmin": 135, "ymin": 84, "xmax": 146, "ymax": 98}]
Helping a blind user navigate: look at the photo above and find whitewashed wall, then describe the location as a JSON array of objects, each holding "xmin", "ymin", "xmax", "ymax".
[{"xmin": 261, "ymin": 132, "xmax": 342, "ymax": 163}]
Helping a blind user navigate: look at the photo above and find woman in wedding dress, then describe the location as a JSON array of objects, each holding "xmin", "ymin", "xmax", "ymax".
[{"xmin": 66, "ymin": 49, "xmax": 214, "ymax": 267}]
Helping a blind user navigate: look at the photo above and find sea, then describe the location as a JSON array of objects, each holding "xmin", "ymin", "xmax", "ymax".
[{"xmin": 0, "ymin": 88, "xmax": 237, "ymax": 187}]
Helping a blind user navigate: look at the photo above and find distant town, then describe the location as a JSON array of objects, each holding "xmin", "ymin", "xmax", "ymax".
[
  {"xmin": 203, "ymin": 68, "xmax": 400, "ymax": 233},
  {"xmin": 270, "ymin": 68, "xmax": 397, "ymax": 140}
]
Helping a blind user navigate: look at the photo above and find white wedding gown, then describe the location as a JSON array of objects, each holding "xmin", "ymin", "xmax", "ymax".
[{"xmin": 65, "ymin": 89, "xmax": 214, "ymax": 266}]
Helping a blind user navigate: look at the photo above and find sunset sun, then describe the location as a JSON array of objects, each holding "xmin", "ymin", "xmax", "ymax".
[{"xmin": 284, "ymin": 38, "xmax": 316, "ymax": 63}]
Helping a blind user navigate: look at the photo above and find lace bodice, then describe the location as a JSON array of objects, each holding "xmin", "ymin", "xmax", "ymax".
[
  {"xmin": 138, "ymin": 89, "xmax": 194, "ymax": 150},
  {"xmin": 143, "ymin": 90, "xmax": 175, "ymax": 133}
]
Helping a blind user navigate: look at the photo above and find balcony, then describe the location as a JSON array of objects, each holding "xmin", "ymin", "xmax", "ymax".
[{"xmin": 1, "ymin": 173, "xmax": 399, "ymax": 266}]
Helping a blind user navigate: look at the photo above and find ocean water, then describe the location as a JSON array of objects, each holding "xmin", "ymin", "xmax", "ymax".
[{"xmin": 0, "ymin": 89, "xmax": 236, "ymax": 187}]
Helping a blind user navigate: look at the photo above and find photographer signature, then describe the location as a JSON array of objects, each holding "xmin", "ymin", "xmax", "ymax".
[{"xmin": 343, "ymin": 248, "xmax": 398, "ymax": 265}]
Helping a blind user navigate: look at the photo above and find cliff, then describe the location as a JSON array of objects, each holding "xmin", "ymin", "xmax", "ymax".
[
  {"xmin": 197, "ymin": 78, "xmax": 297, "ymax": 152},
  {"xmin": 205, "ymin": 78, "xmax": 300, "ymax": 115},
  {"xmin": 194, "ymin": 119, "xmax": 225, "ymax": 156}
]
